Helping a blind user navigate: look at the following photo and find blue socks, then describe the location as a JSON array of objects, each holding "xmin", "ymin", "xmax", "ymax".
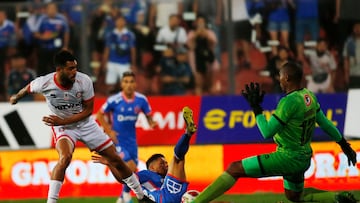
[{"xmin": 174, "ymin": 133, "xmax": 191, "ymax": 160}]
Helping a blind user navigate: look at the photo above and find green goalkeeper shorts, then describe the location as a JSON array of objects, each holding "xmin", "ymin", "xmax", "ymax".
[{"xmin": 242, "ymin": 149, "xmax": 312, "ymax": 192}]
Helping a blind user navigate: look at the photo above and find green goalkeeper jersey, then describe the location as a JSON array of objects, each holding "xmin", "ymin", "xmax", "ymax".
[
  {"xmin": 256, "ymin": 88, "xmax": 342, "ymax": 154},
  {"xmin": 272, "ymin": 88, "xmax": 319, "ymax": 153}
]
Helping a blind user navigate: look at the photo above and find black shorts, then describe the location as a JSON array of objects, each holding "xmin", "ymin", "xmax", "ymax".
[{"xmin": 234, "ymin": 20, "xmax": 252, "ymax": 42}]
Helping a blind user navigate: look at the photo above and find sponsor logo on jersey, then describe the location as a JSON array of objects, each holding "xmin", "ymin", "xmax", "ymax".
[
  {"xmin": 166, "ymin": 178, "xmax": 182, "ymax": 194},
  {"xmin": 117, "ymin": 115, "xmax": 137, "ymax": 122},
  {"xmin": 53, "ymin": 101, "xmax": 82, "ymax": 110}
]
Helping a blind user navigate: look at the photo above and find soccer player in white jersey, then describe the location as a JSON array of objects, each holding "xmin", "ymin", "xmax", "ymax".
[{"xmin": 9, "ymin": 50, "xmax": 145, "ymax": 203}]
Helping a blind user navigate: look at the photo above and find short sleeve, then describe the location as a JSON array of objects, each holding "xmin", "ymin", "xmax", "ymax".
[
  {"xmin": 29, "ymin": 76, "xmax": 45, "ymax": 94},
  {"xmin": 82, "ymin": 75, "xmax": 94, "ymax": 101},
  {"xmin": 101, "ymin": 98, "xmax": 113, "ymax": 113}
]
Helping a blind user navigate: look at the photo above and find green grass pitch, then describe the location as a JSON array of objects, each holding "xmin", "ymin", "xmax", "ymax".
[{"xmin": 1, "ymin": 190, "xmax": 359, "ymax": 203}]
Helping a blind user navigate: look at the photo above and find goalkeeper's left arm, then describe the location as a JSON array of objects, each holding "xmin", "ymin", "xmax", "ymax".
[
  {"xmin": 315, "ymin": 109, "xmax": 342, "ymax": 142},
  {"xmin": 256, "ymin": 114, "xmax": 283, "ymax": 139}
]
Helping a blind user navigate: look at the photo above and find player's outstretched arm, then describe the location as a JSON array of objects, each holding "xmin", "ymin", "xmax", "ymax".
[
  {"xmin": 9, "ymin": 84, "xmax": 30, "ymax": 105},
  {"xmin": 316, "ymin": 109, "xmax": 357, "ymax": 166}
]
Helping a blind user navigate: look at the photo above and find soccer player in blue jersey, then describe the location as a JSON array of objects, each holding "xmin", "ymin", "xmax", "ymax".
[
  {"xmin": 193, "ymin": 61, "xmax": 357, "ymax": 203},
  {"xmin": 93, "ymin": 106, "xmax": 197, "ymax": 203},
  {"xmin": 97, "ymin": 71, "xmax": 156, "ymax": 203}
]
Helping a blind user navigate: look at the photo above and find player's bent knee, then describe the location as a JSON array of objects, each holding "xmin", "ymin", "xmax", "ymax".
[
  {"xmin": 58, "ymin": 153, "xmax": 72, "ymax": 167},
  {"xmin": 226, "ymin": 160, "xmax": 246, "ymax": 179}
]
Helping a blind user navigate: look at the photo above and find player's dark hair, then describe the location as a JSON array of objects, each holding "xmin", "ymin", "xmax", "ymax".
[
  {"xmin": 282, "ymin": 61, "xmax": 303, "ymax": 84},
  {"xmin": 122, "ymin": 71, "xmax": 135, "ymax": 79},
  {"xmin": 146, "ymin": 154, "xmax": 165, "ymax": 169},
  {"xmin": 53, "ymin": 50, "xmax": 77, "ymax": 68}
]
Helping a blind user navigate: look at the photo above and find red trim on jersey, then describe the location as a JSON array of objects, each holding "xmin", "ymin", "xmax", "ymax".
[
  {"xmin": 121, "ymin": 92, "xmax": 135, "ymax": 103},
  {"xmin": 93, "ymin": 138, "xmax": 112, "ymax": 152},
  {"xmin": 26, "ymin": 84, "xmax": 31, "ymax": 93},
  {"xmin": 53, "ymin": 73, "xmax": 72, "ymax": 90},
  {"xmin": 83, "ymin": 96, "xmax": 95, "ymax": 103},
  {"xmin": 166, "ymin": 173, "xmax": 189, "ymax": 184}
]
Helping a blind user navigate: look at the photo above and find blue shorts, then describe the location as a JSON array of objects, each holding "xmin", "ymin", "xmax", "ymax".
[
  {"xmin": 267, "ymin": 20, "xmax": 290, "ymax": 32},
  {"xmin": 295, "ymin": 18, "xmax": 319, "ymax": 43},
  {"xmin": 144, "ymin": 174, "xmax": 189, "ymax": 203},
  {"xmin": 115, "ymin": 145, "xmax": 138, "ymax": 165}
]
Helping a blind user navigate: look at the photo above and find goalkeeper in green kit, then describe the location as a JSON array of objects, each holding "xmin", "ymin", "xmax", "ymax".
[{"xmin": 193, "ymin": 61, "xmax": 357, "ymax": 203}]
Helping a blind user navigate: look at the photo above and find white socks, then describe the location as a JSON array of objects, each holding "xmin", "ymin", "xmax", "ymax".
[
  {"xmin": 122, "ymin": 191, "xmax": 132, "ymax": 202},
  {"xmin": 122, "ymin": 173, "xmax": 144, "ymax": 200},
  {"xmin": 47, "ymin": 180, "xmax": 63, "ymax": 203}
]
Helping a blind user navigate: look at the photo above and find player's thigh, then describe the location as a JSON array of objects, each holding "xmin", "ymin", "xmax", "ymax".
[
  {"xmin": 242, "ymin": 151, "xmax": 305, "ymax": 177},
  {"xmin": 52, "ymin": 126, "xmax": 77, "ymax": 150}
]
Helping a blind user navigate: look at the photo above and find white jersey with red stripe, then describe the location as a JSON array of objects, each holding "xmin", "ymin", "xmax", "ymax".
[
  {"xmin": 29, "ymin": 72, "xmax": 94, "ymax": 120},
  {"xmin": 29, "ymin": 71, "xmax": 113, "ymax": 151}
]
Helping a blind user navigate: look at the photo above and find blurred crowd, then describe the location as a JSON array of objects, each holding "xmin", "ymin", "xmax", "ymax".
[{"xmin": 1, "ymin": 0, "xmax": 360, "ymax": 101}]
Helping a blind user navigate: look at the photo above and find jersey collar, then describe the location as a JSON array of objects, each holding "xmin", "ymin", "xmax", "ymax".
[
  {"xmin": 121, "ymin": 92, "xmax": 135, "ymax": 103},
  {"xmin": 54, "ymin": 73, "xmax": 72, "ymax": 90}
]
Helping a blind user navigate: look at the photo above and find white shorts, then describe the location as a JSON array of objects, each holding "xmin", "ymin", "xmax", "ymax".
[
  {"xmin": 307, "ymin": 74, "xmax": 331, "ymax": 93},
  {"xmin": 51, "ymin": 117, "xmax": 113, "ymax": 152},
  {"xmin": 105, "ymin": 62, "xmax": 131, "ymax": 85}
]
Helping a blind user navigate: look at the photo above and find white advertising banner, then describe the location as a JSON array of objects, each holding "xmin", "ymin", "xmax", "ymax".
[
  {"xmin": 0, "ymin": 102, "xmax": 52, "ymax": 149},
  {"xmin": 344, "ymin": 89, "xmax": 360, "ymax": 138}
]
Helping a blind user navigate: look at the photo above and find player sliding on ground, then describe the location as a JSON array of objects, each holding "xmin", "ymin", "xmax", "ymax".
[
  {"xmin": 192, "ymin": 61, "xmax": 358, "ymax": 203},
  {"xmin": 92, "ymin": 106, "xmax": 197, "ymax": 203}
]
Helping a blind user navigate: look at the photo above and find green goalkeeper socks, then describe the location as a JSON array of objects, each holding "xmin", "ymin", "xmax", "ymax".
[
  {"xmin": 193, "ymin": 172, "xmax": 236, "ymax": 203},
  {"xmin": 302, "ymin": 192, "xmax": 337, "ymax": 203}
]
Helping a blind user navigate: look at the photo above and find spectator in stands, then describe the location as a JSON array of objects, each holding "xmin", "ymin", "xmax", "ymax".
[
  {"xmin": 334, "ymin": 0, "xmax": 360, "ymax": 63},
  {"xmin": 22, "ymin": 2, "xmax": 44, "ymax": 58},
  {"xmin": 343, "ymin": 23, "xmax": 360, "ymax": 89},
  {"xmin": 7, "ymin": 53, "xmax": 36, "ymax": 101},
  {"xmin": 103, "ymin": 15, "xmax": 136, "ymax": 94},
  {"xmin": 0, "ymin": 9, "xmax": 16, "ymax": 101},
  {"xmin": 187, "ymin": 15, "xmax": 218, "ymax": 95},
  {"xmin": 193, "ymin": 0, "xmax": 223, "ymax": 63},
  {"xmin": 264, "ymin": 0, "xmax": 291, "ymax": 56},
  {"xmin": 266, "ymin": 46, "xmax": 295, "ymax": 93},
  {"xmin": 290, "ymin": 0, "xmax": 320, "ymax": 62},
  {"xmin": 223, "ymin": 0, "xmax": 252, "ymax": 69},
  {"xmin": 156, "ymin": 14, "xmax": 187, "ymax": 49},
  {"xmin": 118, "ymin": 0, "xmax": 143, "ymax": 27},
  {"xmin": 159, "ymin": 46, "xmax": 192, "ymax": 95},
  {"xmin": 149, "ymin": 0, "xmax": 183, "ymax": 31},
  {"xmin": 34, "ymin": 2, "xmax": 70, "ymax": 76},
  {"xmin": 305, "ymin": 38, "xmax": 336, "ymax": 93}
]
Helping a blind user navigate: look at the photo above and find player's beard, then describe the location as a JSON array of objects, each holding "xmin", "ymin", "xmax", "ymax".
[{"xmin": 60, "ymin": 73, "xmax": 75, "ymax": 87}]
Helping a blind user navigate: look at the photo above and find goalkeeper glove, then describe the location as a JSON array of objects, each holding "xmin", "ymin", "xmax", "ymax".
[
  {"xmin": 242, "ymin": 82, "xmax": 265, "ymax": 116},
  {"xmin": 337, "ymin": 137, "xmax": 357, "ymax": 166}
]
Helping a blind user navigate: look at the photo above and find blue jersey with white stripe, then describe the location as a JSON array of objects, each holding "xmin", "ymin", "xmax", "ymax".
[
  {"xmin": 101, "ymin": 92, "xmax": 151, "ymax": 149},
  {"xmin": 105, "ymin": 28, "xmax": 135, "ymax": 64}
]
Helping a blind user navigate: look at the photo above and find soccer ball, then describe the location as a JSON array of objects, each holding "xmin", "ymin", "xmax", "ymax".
[{"xmin": 181, "ymin": 190, "xmax": 200, "ymax": 203}]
